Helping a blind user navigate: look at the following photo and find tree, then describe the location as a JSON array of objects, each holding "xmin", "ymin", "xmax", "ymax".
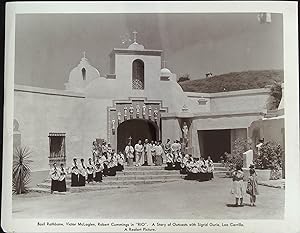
[
  {"xmin": 177, "ymin": 73, "xmax": 190, "ymax": 83},
  {"xmin": 224, "ymin": 138, "xmax": 250, "ymax": 176}
]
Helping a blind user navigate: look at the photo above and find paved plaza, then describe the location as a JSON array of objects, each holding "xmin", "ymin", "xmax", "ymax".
[{"xmin": 12, "ymin": 177, "xmax": 284, "ymax": 219}]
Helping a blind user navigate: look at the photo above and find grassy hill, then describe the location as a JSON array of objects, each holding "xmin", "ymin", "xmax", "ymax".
[{"xmin": 179, "ymin": 70, "xmax": 284, "ymax": 93}]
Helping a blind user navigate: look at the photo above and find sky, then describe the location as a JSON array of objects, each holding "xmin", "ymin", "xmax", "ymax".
[{"xmin": 15, "ymin": 13, "xmax": 283, "ymax": 90}]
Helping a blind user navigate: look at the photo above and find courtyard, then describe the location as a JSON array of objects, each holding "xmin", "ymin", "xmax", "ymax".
[{"xmin": 12, "ymin": 177, "xmax": 284, "ymax": 219}]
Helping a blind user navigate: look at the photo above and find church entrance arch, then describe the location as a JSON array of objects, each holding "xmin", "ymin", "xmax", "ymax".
[{"xmin": 117, "ymin": 119, "xmax": 158, "ymax": 153}]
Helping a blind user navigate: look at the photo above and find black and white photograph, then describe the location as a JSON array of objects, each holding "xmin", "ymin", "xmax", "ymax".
[{"xmin": 2, "ymin": 1, "xmax": 299, "ymax": 233}]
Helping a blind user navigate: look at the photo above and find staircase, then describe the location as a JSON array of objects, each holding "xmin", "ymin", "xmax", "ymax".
[{"xmin": 31, "ymin": 163, "xmax": 227, "ymax": 194}]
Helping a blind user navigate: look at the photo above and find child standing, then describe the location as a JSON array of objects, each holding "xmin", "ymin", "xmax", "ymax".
[
  {"xmin": 231, "ymin": 164, "xmax": 246, "ymax": 207},
  {"xmin": 246, "ymin": 164, "xmax": 259, "ymax": 206}
]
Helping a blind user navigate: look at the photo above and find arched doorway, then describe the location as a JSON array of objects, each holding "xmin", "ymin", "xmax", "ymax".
[{"xmin": 117, "ymin": 119, "xmax": 158, "ymax": 153}]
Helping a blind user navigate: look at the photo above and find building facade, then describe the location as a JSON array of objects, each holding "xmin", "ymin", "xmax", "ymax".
[{"xmin": 13, "ymin": 38, "xmax": 281, "ymax": 171}]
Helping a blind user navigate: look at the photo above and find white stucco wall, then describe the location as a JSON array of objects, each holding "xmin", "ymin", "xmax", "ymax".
[
  {"xmin": 14, "ymin": 85, "xmax": 85, "ymax": 171},
  {"xmin": 186, "ymin": 88, "xmax": 270, "ymax": 114}
]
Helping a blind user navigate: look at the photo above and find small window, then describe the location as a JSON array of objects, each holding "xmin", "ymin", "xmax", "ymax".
[
  {"xmin": 82, "ymin": 68, "xmax": 86, "ymax": 80},
  {"xmin": 132, "ymin": 59, "xmax": 144, "ymax": 89},
  {"xmin": 48, "ymin": 133, "xmax": 66, "ymax": 165}
]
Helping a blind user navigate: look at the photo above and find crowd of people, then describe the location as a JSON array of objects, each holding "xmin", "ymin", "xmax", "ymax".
[
  {"xmin": 49, "ymin": 141, "xmax": 125, "ymax": 193},
  {"xmin": 50, "ymin": 138, "xmax": 217, "ymax": 193}
]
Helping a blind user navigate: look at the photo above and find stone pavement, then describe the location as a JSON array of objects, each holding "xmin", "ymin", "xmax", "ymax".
[{"xmin": 12, "ymin": 177, "xmax": 284, "ymax": 219}]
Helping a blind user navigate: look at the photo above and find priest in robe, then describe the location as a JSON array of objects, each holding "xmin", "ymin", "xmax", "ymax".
[
  {"xmin": 58, "ymin": 163, "xmax": 67, "ymax": 192},
  {"xmin": 125, "ymin": 142, "xmax": 134, "ymax": 166},
  {"xmin": 143, "ymin": 139, "xmax": 153, "ymax": 166},
  {"xmin": 70, "ymin": 158, "xmax": 79, "ymax": 187},
  {"xmin": 86, "ymin": 158, "xmax": 95, "ymax": 183},
  {"xmin": 154, "ymin": 141, "xmax": 164, "ymax": 166},
  {"xmin": 150, "ymin": 141, "xmax": 156, "ymax": 164},
  {"xmin": 78, "ymin": 158, "xmax": 86, "ymax": 186},
  {"xmin": 134, "ymin": 140, "xmax": 144, "ymax": 166},
  {"xmin": 50, "ymin": 162, "xmax": 60, "ymax": 194}
]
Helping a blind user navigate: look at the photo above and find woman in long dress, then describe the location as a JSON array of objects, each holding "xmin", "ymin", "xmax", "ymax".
[
  {"xmin": 78, "ymin": 158, "xmax": 86, "ymax": 186},
  {"xmin": 70, "ymin": 158, "xmax": 79, "ymax": 187},
  {"xmin": 50, "ymin": 163, "xmax": 60, "ymax": 193},
  {"xmin": 246, "ymin": 165, "xmax": 259, "ymax": 206},
  {"xmin": 231, "ymin": 164, "xmax": 246, "ymax": 206},
  {"xmin": 86, "ymin": 158, "xmax": 94, "ymax": 183},
  {"xmin": 58, "ymin": 163, "xmax": 67, "ymax": 192}
]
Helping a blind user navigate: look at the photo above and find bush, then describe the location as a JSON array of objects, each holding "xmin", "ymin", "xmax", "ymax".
[
  {"xmin": 12, "ymin": 146, "xmax": 33, "ymax": 194},
  {"xmin": 254, "ymin": 141, "xmax": 283, "ymax": 179},
  {"xmin": 225, "ymin": 138, "xmax": 250, "ymax": 176},
  {"xmin": 267, "ymin": 82, "xmax": 282, "ymax": 110}
]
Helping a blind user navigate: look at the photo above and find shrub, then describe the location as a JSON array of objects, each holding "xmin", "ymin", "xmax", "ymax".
[
  {"xmin": 225, "ymin": 138, "xmax": 250, "ymax": 176},
  {"xmin": 254, "ymin": 141, "xmax": 283, "ymax": 180},
  {"xmin": 12, "ymin": 146, "xmax": 33, "ymax": 194},
  {"xmin": 267, "ymin": 82, "xmax": 282, "ymax": 110}
]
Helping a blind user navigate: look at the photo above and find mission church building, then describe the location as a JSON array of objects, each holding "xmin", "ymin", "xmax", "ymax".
[{"xmin": 13, "ymin": 33, "xmax": 283, "ymax": 171}]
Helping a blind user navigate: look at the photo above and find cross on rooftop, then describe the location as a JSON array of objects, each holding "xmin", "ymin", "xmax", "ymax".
[
  {"xmin": 83, "ymin": 51, "xmax": 86, "ymax": 58},
  {"xmin": 133, "ymin": 31, "xmax": 137, "ymax": 43},
  {"xmin": 162, "ymin": 60, "xmax": 167, "ymax": 68}
]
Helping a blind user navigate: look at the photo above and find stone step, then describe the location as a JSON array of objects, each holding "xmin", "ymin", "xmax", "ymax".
[
  {"xmin": 42, "ymin": 173, "xmax": 185, "ymax": 186},
  {"xmin": 39, "ymin": 178, "xmax": 183, "ymax": 188},
  {"xmin": 118, "ymin": 170, "xmax": 183, "ymax": 176},
  {"xmin": 123, "ymin": 166, "xmax": 166, "ymax": 171},
  {"xmin": 37, "ymin": 182, "xmax": 131, "ymax": 191},
  {"xmin": 59, "ymin": 168, "xmax": 225, "ymax": 180},
  {"xmin": 103, "ymin": 174, "xmax": 185, "ymax": 181}
]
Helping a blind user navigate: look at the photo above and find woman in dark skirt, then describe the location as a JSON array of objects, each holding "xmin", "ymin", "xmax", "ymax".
[
  {"xmin": 94, "ymin": 158, "xmax": 103, "ymax": 182},
  {"xmin": 86, "ymin": 158, "xmax": 94, "ymax": 183},
  {"xmin": 165, "ymin": 152, "xmax": 174, "ymax": 170},
  {"xmin": 58, "ymin": 163, "xmax": 67, "ymax": 192},
  {"xmin": 50, "ymin": 163, "xmax": 60, "ymax": 193},
  {"xmin": 71, "ymin": 158, "xmax": 79, "ymax": 187},
  {"xmin": 107, "ymin": 151, "xmax": 117, "ymax": 176},
  {"xmin": 116, "ymin": 151, "xmax": 125, "ymax": 171},
  {"xmin": 206, "ymin": 156, "xmax": 214, "ymax": 180},
  {"xmin": 78, "ymin": 158, "xmax": 86, "ymax": 186},
  {"xmin": 197, "ymin": 157, "xmax": 206, "ymax": 181},
  {"xmin": 174, "ymin": 152, "xmax": 182, "ymax": 170}
]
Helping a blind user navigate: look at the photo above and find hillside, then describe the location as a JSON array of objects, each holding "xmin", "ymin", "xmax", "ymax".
[{"xmin": 178, "ymin": 70, "xmax": 284, "ymax": 93}]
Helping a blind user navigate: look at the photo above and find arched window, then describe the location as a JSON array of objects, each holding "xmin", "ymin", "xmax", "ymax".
[
  {"xmin": 81, "ymin": 68, "xmax": 86, "ymax": 80},
  {"xmin": 132, "ymin": 59, "xmax": 144, "ymax": 89}
]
